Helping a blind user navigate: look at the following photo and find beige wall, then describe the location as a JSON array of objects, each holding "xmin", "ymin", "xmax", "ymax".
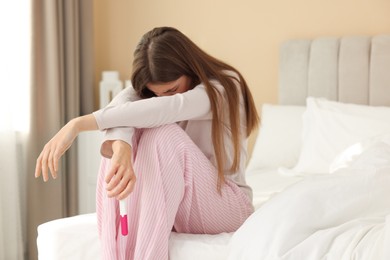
[{"xmin": 93, "ymin": 0, "xmax": 390, "ymax": 151}]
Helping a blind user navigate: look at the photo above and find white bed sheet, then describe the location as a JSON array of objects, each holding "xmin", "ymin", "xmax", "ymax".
[
  {"xmin": 246, "ymin": 168, "xmax": 303, "ymax": 209},
  {"xmin": 37, "ymin": 168, "xmax": 303, "ymax": 260}
]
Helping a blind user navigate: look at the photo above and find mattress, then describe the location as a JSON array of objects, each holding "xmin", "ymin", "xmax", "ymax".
[{"xmin": 37, "ymin": 168, "xmax": 303, "ymax": 260}]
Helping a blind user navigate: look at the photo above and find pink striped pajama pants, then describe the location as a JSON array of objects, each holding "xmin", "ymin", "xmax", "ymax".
[{"xmin": 96, "ymin": 124, "xmax": 253, "ymax": 260}]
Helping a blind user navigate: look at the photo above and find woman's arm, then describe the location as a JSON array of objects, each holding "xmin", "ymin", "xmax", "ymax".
[
  {"xmin": 93, "ymin": 84, "xmax": 213, "ymax": 131},
  {"xmin": 35, "ymin": 114, "xmax": 136, "ymax": 199},
  {"xmin": 35, "ymin": 114, "xmax": 98, "ymax": 182},
  {"xmin": 98, "ymin": 86, "xmax": 140, "ymax": 198},
  {"xmin": 107, "ymin": 84, "xmax": 142, "ymax": 106},
  {"xmin": 93, "ymin": 83, "xmax": 214, "ymax": 158},
  {"xmin": 98, "ymin": 85, "xmax": 141, "ymax": 158}
]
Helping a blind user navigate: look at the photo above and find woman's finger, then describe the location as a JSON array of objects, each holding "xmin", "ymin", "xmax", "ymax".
[
  {"xmin": 34, "ymin": 158, "xmax": 42, "ymax": 178},
  {"xmin": 107, "ymin": 175, "xmax": 129, "ymax": 198},
  {"xmin": 108, "ymin": 170, "xmax": 135, "ymax": 197},
  {"xmin": 105, "ymin": 162, "xmax": 120, "ymax": 184},
  {"xmin": 35, "ymin": 152, "xmax": 43, "ymax": 178},
  {"xmin": 41, "ymin": 148, "xmax": 50, "ymax": 182},
  {"xmin": 53, "ymin": 150, "xmax": 61, "ymax": 175},
  {"xmin": 48, "ymin": 149, "xmax": 55, "ymax": 179},
  {"xmin": 106, "ymin": 167, "xmax": 122, "ymax": 192},
  {"xmin": 50, "ymin": 149, "xmax": 60, "ymax": 179},
  {"xmin": 117, "ymin": 176, "xmax": 136, "ymax": 200}
]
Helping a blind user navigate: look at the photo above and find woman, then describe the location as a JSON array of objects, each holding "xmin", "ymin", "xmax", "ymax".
[{"xmin": 35, "ymin": 26, "xmax": 259, "ymax": 260}]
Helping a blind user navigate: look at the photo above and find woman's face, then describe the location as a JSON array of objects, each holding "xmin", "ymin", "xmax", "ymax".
[{"xmin": 146, "ymin": 75, "xmax": 192, "ymax": 97}]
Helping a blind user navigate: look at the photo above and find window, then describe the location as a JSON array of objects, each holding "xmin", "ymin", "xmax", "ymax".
[{"xmin": 0, "ymin": 1, "xmax": 31, "ymax": 132}]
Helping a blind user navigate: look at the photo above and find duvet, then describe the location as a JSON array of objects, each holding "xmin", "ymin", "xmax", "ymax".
[{"xmin": 228, "ymin": 139, "xmax": 390, "ymax": 260}]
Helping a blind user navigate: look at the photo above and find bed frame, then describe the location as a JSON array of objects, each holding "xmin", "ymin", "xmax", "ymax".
[{"xmin": 279, "ymin": 35, "xmax": 390, "ymax": 106}]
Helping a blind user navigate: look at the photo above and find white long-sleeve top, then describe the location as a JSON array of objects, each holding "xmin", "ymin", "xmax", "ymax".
[{"xmin": 92, "ymin": 76, "xmax": 252, "ymax": 200}]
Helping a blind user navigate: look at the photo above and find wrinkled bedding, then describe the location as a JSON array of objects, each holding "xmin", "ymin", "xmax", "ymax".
[{"xmin": 228, "ymin": 139, "xmax": 390, "ymax": 260}]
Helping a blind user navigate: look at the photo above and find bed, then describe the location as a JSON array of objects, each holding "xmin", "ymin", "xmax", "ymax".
[{"xmin": 37, "ymin": 35, "xmax": 390, "ymax": 260}]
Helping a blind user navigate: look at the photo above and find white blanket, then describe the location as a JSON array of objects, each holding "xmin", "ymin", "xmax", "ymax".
[{"xmin": 228, "ymin": 139, "xmax": 390, "ymax": 260}]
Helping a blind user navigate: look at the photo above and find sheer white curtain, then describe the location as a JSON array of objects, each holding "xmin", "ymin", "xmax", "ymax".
[{"xmin": 0, "ymin": 1, "xmax": 31, "ymax": 259}]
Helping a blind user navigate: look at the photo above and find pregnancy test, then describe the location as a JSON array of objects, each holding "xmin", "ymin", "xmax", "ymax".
[{"xmin": 120, "ymin": 199, "xmax": 128, "ymax": 236}]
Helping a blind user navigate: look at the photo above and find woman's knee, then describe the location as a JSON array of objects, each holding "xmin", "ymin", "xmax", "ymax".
[{"xmin": 141, "ymin": 124, "xmax": 187, "ymax": 144}]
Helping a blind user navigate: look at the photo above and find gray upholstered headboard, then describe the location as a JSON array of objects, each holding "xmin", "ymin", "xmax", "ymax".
[{"xmin": 278, "ymin": 35, "xmax": 390, "ymax": 106}]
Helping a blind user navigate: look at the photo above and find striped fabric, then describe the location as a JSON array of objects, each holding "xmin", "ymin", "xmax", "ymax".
[{"xmin": 96, "ymin": 124, "xmax": 253, "ymax": 260}]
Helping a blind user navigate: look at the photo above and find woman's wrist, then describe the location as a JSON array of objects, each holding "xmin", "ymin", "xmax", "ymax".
[
  {"xmin": 112, "ymin": 140, "xmax": 132, "ymax": 153},
  {"xmin": 67, "ymin": 118, "xmax": 82, "ymax": 137},
  {"xmin": 72, "ymin": 114, "xmax": 99, "ymax": 133}
]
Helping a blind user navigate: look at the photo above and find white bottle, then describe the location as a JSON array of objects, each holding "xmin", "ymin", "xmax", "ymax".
[{"xmin": 99, "ymin": 71, "xmax": 123, "ymax": 109}]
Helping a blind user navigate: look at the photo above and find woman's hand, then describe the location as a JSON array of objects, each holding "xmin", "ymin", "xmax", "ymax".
[
  {"xmin": 35, "ymin": 119, "xmax": 80, "ymax": 182},
  {"xmin": 35, "ymin": 114, "xmax": 98, "ymax": 182},
  {"xmin": 105, "ymin": 140, "xmax": 136, "ymax": 200}
]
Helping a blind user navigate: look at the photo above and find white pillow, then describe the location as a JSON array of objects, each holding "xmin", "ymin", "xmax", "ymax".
[
  {"xmin": 246, "ymin": 104, "xmax": 305, "ymax": 173},
  {"xmin": 293, "ymin": 97, "xmax": 390, "ymax": 174}
]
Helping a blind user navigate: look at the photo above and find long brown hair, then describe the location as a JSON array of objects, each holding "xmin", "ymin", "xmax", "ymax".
[{"xmin": 131, "ymin": 27, "xmax": 259, "ymax": 191}]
